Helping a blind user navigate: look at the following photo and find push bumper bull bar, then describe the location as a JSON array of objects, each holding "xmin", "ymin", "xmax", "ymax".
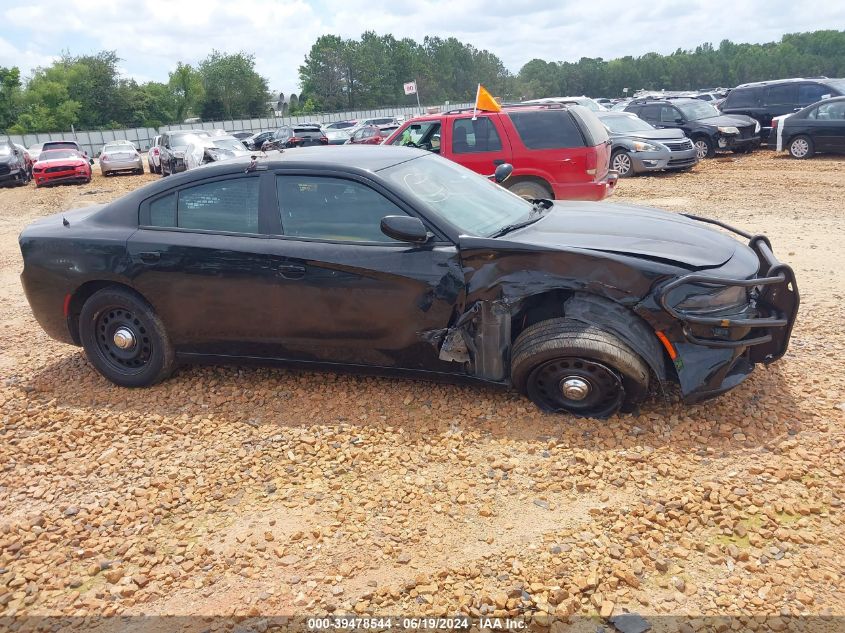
[{"xmin": 657, "ymin": 214, "xmax": 799, "ymax": 363}]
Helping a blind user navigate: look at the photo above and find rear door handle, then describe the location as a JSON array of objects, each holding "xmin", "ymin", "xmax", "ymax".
[
  {"xmin": 138, "ymin": 251, "xmax": 160, "ymax": 263},
  {"xmin": 277, "ymin": 263, "xmax": 306, "ymax": 279}
]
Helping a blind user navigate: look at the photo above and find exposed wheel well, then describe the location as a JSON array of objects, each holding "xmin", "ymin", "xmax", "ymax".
[
  {"xmin": 508, "ymin": 290, "xmax": 674, "ymax": 386},
  {"xmin": 67, "ymin": 281, "xmax": 147, "ymax": 345},
  {"xmin": 504, "ymin": 175, "xmax": 553, "ymax": 198}
]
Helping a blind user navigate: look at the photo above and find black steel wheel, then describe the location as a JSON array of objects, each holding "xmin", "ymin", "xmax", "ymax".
[
  {"xmin": 511, "ymin": 318, "xmax": 650, "ymax": 418},
  {"xmin": 79, "ymin": 287, "xmax": 174, "ymax": 387},
  {"xmin": 526, "ymin": 357, "xmax": 625, "ymax": 417}
]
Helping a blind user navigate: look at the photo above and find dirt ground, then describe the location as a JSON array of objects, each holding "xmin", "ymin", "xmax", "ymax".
[{"xmin": 0, "ymin": 154, "xmax": 844, "ymax": 627}]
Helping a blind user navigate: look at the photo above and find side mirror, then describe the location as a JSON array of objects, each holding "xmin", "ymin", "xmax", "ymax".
[
  {"xmin": 89, "ymin": 158, "xmax": 95, "ymax": 165},
  {"xmin": 380, "ymin": 215, "xmax": 429, "ymax": 243},
  {"xmin": 493, "ymin": 163, "xmax": 513, "ymax": 183},
  {"xmin": 675, "ymin": 117, "xmax": 685, "ymax": 124}
]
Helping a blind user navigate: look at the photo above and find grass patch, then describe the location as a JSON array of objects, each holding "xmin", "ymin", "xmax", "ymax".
[{"xmin": 712, "ymin": 534, "xmax": 750, "ymax": 548}]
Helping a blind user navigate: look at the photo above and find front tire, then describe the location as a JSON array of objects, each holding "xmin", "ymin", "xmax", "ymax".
[
  {"xmin": 79, "ymin": 287, "xmax": 175, "ymax": 387},
  {"xmin": 511, "ymin": 318, "xmax": 650, "ymax": 418},
  {"xmin": 788, "ymin": 135, "xmax": 814, "ymax": 159},
  {"xmin": 506, "ymin": 179, "xmax": 553, "ymax": 200},
  {"xmin": 693, "ymin": 136, "xmax": 715, "ymax": 159},
  {"xmin": 611, "ymin": 149, "xmax": 634, "ymax": 177}
]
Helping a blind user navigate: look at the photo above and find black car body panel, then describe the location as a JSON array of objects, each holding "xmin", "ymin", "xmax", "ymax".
[
  {"xmin": 19, "ymin": 146, "xmax": 799, "ymax": 406},
  {"xmin": 721, "ymin": 77, "xmax": 845, "ymax": 141},
  {"xmin": 773, "ymin": 96, "xmax": 845, "ymax": 157},
  {"xmin": 625, "ymin": 99, "xmax": 760, "ymax": 155}
]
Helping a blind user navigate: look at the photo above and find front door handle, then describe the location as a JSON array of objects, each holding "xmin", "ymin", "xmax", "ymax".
[
  {"xmin": 138, "ymin": 251, "xmax": 161, "ymax": 263},
  {"xmin": 277, "ymin": 263, "xmax": 306, "ymax": 279}
]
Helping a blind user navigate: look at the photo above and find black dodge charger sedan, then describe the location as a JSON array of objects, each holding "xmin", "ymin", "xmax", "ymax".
[{"xmin": 19, "ymin": 146, "xmax": 799, "ymax": 418}]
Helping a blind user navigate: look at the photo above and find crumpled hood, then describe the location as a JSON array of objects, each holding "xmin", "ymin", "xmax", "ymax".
[
  {"xmin": 503, "ymin": 201, "xmax": 737, "ymax": 268},
  {"xmin": 699, "ymin": 113, "xmax": 757, "ymax": 128}
]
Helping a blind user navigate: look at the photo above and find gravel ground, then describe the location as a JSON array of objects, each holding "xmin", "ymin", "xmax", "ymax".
[{"xmin": 0, "ymin": 154, "xmax": 844, "ymax": 626}]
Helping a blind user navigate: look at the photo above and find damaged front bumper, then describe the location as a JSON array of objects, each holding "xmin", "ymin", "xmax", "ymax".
[{"xmin": 657, "ymin": 215, "xmax": 799, "ymax": 402}]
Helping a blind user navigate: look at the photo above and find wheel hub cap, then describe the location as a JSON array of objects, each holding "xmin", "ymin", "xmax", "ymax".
[
  {"xmin": 113, "ymin": 327, "xmax": 136, "ymax": 350},
  {"xmin": 560, "ymin": 377, "xmax": 591, "ymax": 401}
]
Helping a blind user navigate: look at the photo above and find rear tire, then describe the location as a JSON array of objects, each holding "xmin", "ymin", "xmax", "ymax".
[
  {"xmin": 511, "ymin": 318, "xmax": 650, "ymax": 418},
  {"xmin": 79, "ymin": 287, "xmax": 175, "ymax": 388},
  {"xmin": 788, "ymin": 135, "xmax": 814, "ymax": 159},
  {"xmin": 506, "ymin": 179, "xmax": 553, "ymax": 200}
]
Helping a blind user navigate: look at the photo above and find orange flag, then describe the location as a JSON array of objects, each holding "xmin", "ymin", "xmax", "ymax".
[{"xmin": 473, "ymin": 84, "xmax": 501, "ymax": 119}]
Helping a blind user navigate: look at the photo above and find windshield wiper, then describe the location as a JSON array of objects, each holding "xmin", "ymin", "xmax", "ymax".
[{"xmin": 489, "ymin": 207, "xmax": 547, "ymax": 238}]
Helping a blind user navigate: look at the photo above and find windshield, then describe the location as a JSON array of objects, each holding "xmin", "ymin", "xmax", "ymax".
[
  {"xmin": 601, "ymin": 115, "xmax": 655, "ymax": 133},
  {"xmin": 379, "ymin": 154, "xmax": 533, "ymax": 237},
  {"xmin": 212, "ymin": 139, "xmax": 247, "ymax": 151},
  {"xmin": 0, "ymin": 143, "xmax": 11, "ymax": 156},
  {"xmin": 40, "ymin": 149, "xmax": 79, "ymax": 159},
  {"xmin": 676, "ymin": 101, "xmax": 720, "ymax": 120},
  {"xmin": 824, "ymin": 79, "xmax": 845, "ymax": 94}
]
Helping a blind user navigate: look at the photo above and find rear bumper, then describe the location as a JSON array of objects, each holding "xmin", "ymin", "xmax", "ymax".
[
  {"xmin": 656, "ymin": 216, "xmax": 799, "ymax": 402},
  {"xmin": 101, "ymin": 158, "xmax": 143, "ymax": 172},
  {"xmin": 552, "ymin": 171, "xmax": 618, "ymax": 201}
]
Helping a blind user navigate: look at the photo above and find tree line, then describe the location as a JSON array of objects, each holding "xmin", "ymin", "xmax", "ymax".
[
  {"xmin": 0, "ymin": 50, "xmax": 270, "ymax": 134},
  {"xmin": 2, "ymin": 30, "xmax": 844, "ymax": 134}
]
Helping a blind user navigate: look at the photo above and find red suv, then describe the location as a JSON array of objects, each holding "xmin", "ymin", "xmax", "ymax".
[{"xmin": 383, "ymin": 104, "xmax": 616, "ymax": 200}]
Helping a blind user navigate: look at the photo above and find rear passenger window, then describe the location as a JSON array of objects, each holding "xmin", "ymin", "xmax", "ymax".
[
  {"xmin": 798, "ymin": 84, "xmax": 830, "ymax": 107},
  {"xmin": 726, "ymin": 88, "xmax": 761, "ymax": 108},
  {"xmin": 147, "ymin": 177, "xmax": 260, "ymax": 233},
  {"xmin": 149, "ymin": 193, "xmax": 176, "ymax": 227},
  {"xmin": 764, "ymin": 84, "xmax": 796, "ymax": 106},
  {"xmin": 276, "ymin": 176, "xmax": 407, "ymax": 242},
  {"xmin": 452, "ymin": 117, "xmax": 503, "ymax": 153},
  {"xmin": 510, "ymin": 111, "xmax": 584, "ymax": 149}
]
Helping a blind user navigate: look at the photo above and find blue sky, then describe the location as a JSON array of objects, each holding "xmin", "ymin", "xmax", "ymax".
[{"xmin": 1, "ymin": 0, "xmax": 843, "ymax": 95}]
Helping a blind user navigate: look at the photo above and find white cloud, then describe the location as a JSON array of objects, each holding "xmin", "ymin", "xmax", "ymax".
[{"xmin": 0, "ymin": 0, "xmax": 843, "ymax": 93}]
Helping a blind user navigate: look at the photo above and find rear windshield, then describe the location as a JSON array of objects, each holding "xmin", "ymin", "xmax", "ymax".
[
  {"xmin": 509, "ymin": 110, "xmax": 585, "ymax": 149},
  {"xmin": 293, "ymin": 127, "xmax": 321, "ymax": 134},
  {"xmin": 104, "ymin": 144, "xmax": 134, "ymax": 152},
  {"xmin": 44, "ymin": 142, "xmax": 78, "ymax": 150},
  {"xmin": 169, "ymin": 133, "xmax": 200, "ymax": 146}
]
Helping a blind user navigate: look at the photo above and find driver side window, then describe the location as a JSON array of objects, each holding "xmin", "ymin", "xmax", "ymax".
[
  {"xmin": 392, "ymin": 121, "xmax": 442, "ymax": 153},
  {"xmin": 660, "ymin": 106, "xmax": 681, "ymax": 123},
  {"xmin": 276, "ymin": 176, "xmax": 409, "ymax": 243}
]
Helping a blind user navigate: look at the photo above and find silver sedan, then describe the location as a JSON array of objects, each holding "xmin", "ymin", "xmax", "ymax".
[{"xmin": 99, "ymin": 142, "xmax": 144, "ymax": 176}]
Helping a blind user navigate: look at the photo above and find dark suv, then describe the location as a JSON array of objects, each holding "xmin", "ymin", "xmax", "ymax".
[
  {"xmin": 625, "ymin": 98, "xmax": 760, "ymax": 159},
  {"xmin": 720, "ymin": 77, "xmax": 845, "ymax": 142}
]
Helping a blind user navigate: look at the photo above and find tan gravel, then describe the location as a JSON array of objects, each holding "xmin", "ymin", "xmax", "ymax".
[{"xmin": 0, "ymin": 154, "xmax": 843, "ymax": 624}]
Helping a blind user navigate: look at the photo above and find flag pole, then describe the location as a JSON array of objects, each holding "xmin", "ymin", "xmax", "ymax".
[
  {"xmin": 415, "ymin": 79, "xmax": 422, "ymax": 113},
  {"xmin": 472, "ymin": 83, "xmax": 480, "ymax": 120}
]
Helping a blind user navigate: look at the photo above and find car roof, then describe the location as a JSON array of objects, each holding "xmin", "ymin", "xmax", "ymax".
[
  {"xmin": 404, "ymin": 104, "xmax": 569, "ymax": 123},
  {"xmin": 734, "ymin": 77, "xmax": 842, "ymax": 89}
]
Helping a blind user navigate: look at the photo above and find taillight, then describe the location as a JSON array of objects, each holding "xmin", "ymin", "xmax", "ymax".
[
  {"xmin": 101, "ymin": 154, "xmax": 109, "ymax": 161},
  {"xmin": 771, "ymin": 118, "xmax": 777, "ymax": 128},
  {"xmin": 320, "ymin": 137, "xmax": 328, "ymax": 144},
  {"xmin": 289, "ymin": 137, "xmax": 302, "ymax": 144},
  {"xmin": 585, "ymin": 150, "xmax": 597, "ymax": 177}
]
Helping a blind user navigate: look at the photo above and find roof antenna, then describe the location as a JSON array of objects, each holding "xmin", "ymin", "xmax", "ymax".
[{"xmin": 62, "ymin": 216, "xmax": 70, "ymax": 227}]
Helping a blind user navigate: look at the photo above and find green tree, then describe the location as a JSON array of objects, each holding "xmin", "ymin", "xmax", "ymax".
[
  {"xmin": 197, "ymin": 51, "xmax": 269, "ymax": 119},
  {"xmin": 0, "ymin": 66, "xmax": 23, "ymax": 131},
  {"xmin": 168, "ymin": 62, "xmax": 204, "ymax": 122}
]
